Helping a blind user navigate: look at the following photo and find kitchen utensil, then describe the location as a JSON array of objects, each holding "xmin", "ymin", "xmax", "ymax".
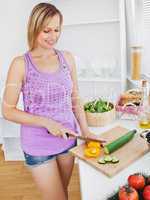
[{"xmin": 65, "ymin": 132, "xmax": 106, "ymax": 143}]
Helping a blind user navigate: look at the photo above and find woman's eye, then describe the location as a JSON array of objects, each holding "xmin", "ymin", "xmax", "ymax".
[
  {"xmin": 43, "ymin": 29, "xmax": 60, "ymax": 33},
  {"xmin": 43, "ymin": 30, "xmax": 49, "ymax": 33}
]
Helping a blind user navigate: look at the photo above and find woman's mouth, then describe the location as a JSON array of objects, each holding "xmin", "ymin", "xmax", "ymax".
[{"xmin": 45, "ymin": 40, "xmax": 54, "ymax": 45}]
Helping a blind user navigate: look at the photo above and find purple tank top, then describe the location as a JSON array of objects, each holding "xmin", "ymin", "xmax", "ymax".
[{"xmin": 21, "ymin": 49, "xmax": 81, "ymax": 156}]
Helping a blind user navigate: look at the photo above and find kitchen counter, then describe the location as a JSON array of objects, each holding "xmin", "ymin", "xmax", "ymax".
[{"xmin": 75, "ymin": 119, "xmax": 150, "ymax": 200}]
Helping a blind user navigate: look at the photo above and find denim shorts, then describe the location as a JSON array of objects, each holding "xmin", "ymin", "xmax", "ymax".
[{"xmin": 23, "ymin": 143, "xmax": 76, "ymax": 168}]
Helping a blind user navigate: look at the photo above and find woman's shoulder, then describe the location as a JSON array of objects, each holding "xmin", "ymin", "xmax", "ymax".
[
  {"xmin": 61, "ymin": 50, "xmax": 73, "ymax": 60},
  {"xmin": 8, "ymin": 55, "xmax": 25, "ymax": 77},
  {"xmin": 60, "ymin": 50, "xmax": 75, "ymax": 71},
  {"xmin": 12, "ymin": 55, "xmax": 25, "ymax": 66}
]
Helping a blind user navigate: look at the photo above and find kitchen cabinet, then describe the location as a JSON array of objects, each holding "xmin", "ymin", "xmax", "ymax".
[
  {"xmin": 0, "ymin": 94, "xmax": 25, "ymax": 160},
  {"xmin": 55, "ymin": 0, "xmax": 127, "ymax": 100},
  {"xmin": 75, "ymin": 119, "xmax": 150, "ymax": 200}
]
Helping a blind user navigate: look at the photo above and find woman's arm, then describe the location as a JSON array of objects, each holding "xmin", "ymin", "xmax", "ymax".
[
  {"xmin": 64, "ymin": 52, "xmax": 89, "ymax": 136},
  {"xmin": 2, "ymin": 56, "xmax": 78, "ymax": 137},
  {"xmin": 2, "ymin": 56, "xmax": 49, "ymax": 127}
]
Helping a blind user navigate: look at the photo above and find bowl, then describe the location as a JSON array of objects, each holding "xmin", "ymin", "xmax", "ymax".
[
  {"xmin": 84, "ymin": 102, "xmax": 116, "ymax": 127},
  {"xmin": 140, "ymin": 130, "xmax": 150, "ymax": 150}
]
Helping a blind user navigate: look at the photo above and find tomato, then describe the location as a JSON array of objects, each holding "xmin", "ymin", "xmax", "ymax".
[
  {"xmin": 119, "ymin": 186, "xmax": 139, "ymax": 200},
  {"xmin": 128, "ymin": 174, "xmax": 145, "ymax": 190},
  {"xmin": 143, "ymin": 185, "xmax": 150, "ymax": 200}
]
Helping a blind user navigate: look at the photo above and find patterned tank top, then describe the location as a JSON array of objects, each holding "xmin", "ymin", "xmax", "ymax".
[{"xmin": 21, "ymin": 49, "xmax": 81, "ymax": 156}]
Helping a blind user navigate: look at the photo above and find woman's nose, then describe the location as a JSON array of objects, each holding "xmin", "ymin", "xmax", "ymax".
[{"xmin": 48, "ymin": 31, "xmax": 56, "ymax": 39}]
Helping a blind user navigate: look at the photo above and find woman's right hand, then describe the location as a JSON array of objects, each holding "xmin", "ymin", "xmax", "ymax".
[{"xmin": 44, "ymin": 118, "xmax": 78, "ymax": 138}]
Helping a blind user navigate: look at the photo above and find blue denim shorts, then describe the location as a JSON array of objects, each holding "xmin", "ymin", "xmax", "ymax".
[{"xmin": 23, "ymin": 143, "xmax": 76, "ymax": 168}]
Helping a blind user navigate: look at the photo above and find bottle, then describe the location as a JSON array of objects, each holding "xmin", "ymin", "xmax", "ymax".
[
  {"xmin": 131, "ymin": 46, "xmax": 142, "ymax": 80},
  {"xmin": 138, "ymin": 80, "xmax": 150, "ymax": 129}
]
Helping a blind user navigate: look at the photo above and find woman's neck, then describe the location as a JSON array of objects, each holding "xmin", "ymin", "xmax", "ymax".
[{"xmin": 30, "ymin": 47, "xmax": 56, "ymax": 58}]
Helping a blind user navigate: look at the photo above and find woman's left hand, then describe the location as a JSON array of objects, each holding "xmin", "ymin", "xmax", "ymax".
[{"xmin": 82, "ymin": 130, "xmax": 106, "ymax": 143}]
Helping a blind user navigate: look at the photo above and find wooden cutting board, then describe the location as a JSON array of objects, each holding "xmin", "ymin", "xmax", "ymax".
[{"xmin": 70, "ymin": 126, "xmax": 149, "ymax": 177}]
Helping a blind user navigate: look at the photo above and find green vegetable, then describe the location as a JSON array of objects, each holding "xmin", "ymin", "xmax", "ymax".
[
  {"xmin": 111, "ymin": 156, "xmax": 119, "ymax": 163},
  {"xmin": 104, "ymin": 129, "xmax": 137, "ymax": 154},
  {"xmin": 97, "ymin": 155, "xmax": 120, "ymax": 164},
  {"xmin": 84, "ymin": 98, "xmax": 113, "ymax": 113},
  {"xmin": 98, "ymin": 158, "xmax": 106, "ymax": 164},
  {"xmin": 104, "ymin": 155, "xmax": 112, "ymax": 162}
]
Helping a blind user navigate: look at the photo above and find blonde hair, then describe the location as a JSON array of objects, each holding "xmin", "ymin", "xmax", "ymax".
[{"xmin": 27, "ymin": 3, "xmax": 63, "ymax": 50}]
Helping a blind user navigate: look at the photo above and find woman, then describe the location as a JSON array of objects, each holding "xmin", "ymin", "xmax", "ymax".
[{"xmin": 2, "ymin": 2, "xmax": 99, "ymax": 200}]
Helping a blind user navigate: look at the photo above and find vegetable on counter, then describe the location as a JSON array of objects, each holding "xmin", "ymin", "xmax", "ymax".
[
  {"xmin": 84, "ymin": 147, "xmax": 100, "ymax": 158},
  {"xmin": 84, "ymin": 141, "xmax": 101, "ymax": 158},
  {"xmin": 84, "ymin": 98, "xmax": 113, "ymax": 113},
  {"xmin": 108, "ymin": 173, "xmax": 150, "ymax": 199},
  {"xmin": 118, "ymin": 186, "xmax": 139, "ymax": 200},
  {"xmin": 98, "ymin": 155, "xmax": 119, "ymax": 164},
  {"xmin": 86, "ymin": 141, "xmax": 101, "ymax": 148},
  {"xmin": 104, "ymin": 129, "xmax": 137, "ymax": 154},
  {"xmin": 143, "ymin": 185, "xmax": 150, "ymax": 200},
  {"xmin": 128, "ymin": 173, "xmax": 145, "ymax": 190}
]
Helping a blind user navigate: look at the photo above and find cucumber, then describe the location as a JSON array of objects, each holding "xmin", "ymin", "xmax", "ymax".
[
  {"xmin": 104, "ymin": 129, "xmax": 137, "ymax": 154},
  {"xmin": 98, "ymin": 158, "xmax": 106, "ymax": 164},
  {"xmin": 111, "ymin": 156, "xmax": 119, "ymax": 163},
  {"xmin": 97, "ymin": 155, "xmax": 120, "ymax": 164},
  {"xmin": 104, "ymin": 155, "xmax": 112, "ymax": 162}
]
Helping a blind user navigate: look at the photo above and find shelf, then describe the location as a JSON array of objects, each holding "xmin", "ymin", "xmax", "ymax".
[
  {"xmin": 63, "ymin": 19, "xmax": 120, "ymax": 27},
  {"xmin": 78, "ymin": 78, "xmax": 121, "ymax": 82},
  {"xmin": 127, "ymin": 76, "xmax": 141, "ymax": 88}
]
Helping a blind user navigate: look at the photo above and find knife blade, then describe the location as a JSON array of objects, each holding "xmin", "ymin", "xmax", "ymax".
[{"xmin": 65, "ymin": 132, "xmax": 106, "ymax": 143}]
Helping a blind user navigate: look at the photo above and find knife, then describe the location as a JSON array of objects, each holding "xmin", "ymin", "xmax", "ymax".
[
  {"xmin": 65, "ymin": 132, "xmax": 106, "ymax": 143},
  {"xmin": 47, "ymin": 130, "xmax": 106, "ymax": 143}
]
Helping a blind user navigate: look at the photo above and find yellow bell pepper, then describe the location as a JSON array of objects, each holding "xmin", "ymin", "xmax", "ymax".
[
  {"xmin": 86, "ymin": 141, "xmax": 101, "ymax": 148},
  {"xmin": 84, "ymin": 147, "xmax": 100, "ymax": 158}
]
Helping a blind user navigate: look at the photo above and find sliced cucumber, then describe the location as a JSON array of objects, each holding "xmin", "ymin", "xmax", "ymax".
[
  {"xmin": 98, "ymin": 158, "xmax": 106, "ymax": 164},
  {"xmin": 97, "ymin": 155, "xmax": 120, "ymax": 164},
  {"xmin": 111, "ymin": 156, "xmax": 119, "ymax": 163},
  {"xmin": 104, "ymin": 155, "xmax": 112, "ymax": 162}
]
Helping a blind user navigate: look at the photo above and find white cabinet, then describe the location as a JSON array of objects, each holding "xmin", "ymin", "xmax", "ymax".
[
  {"xmin": 55, "ymin": 0, "xmax": 127, "ymax": 101},
  {"xmin": 1, "ymin": 93, "xmax": 25, "ymax": 161},
  {"xmin": 1, "ymin": 0, "xmax": 127, "ymax": 160}
]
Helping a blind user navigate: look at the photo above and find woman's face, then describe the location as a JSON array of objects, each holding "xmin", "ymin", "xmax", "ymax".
[{"xmin": 36, "ymin": 14, "xmax": 61, "ymax": 49}]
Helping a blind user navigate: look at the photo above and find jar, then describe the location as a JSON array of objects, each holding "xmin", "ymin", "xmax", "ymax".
[{"xmin": 131, "ymin": 46, "xmax": 142, "ymax": 80}]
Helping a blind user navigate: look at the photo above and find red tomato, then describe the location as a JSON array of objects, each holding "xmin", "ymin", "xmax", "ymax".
[
  {"xmin": 128, "ymin": 174, "xmax": 145, "ymax": 190},
  {"xmin": 143, "ymin": 185, "xmax": 150, "ymax": 200},
  {"xmin": 119, "ymin": 186, "xmax": 139, "ymax": 200}
]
